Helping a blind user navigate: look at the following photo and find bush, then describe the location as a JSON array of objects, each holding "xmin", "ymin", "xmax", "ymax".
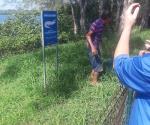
[
  {"xmin": 58, "ymin": 5, "xmax": 75, "ymax": 43},
  {"xmin": 0, "ymin": 11, "xmax": 41, "ymax": 56}
]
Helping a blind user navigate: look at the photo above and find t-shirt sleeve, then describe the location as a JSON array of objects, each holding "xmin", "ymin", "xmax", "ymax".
[
  {"xmin": 89, "ymin": 22, "xmax": 96, "ymax": 32},
  {"xmin": 114, "ymin": 54, "xmax": 150, "ymax": 93}
]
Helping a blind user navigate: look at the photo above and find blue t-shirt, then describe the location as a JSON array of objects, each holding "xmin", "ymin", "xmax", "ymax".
[{"xmin": 114, "ymin": 54, "xmax": 150, "ymax": 125}]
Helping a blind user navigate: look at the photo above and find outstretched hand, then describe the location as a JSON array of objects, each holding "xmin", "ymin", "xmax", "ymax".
[{"xmin": 124, "ymin": 3, "xmax": 140, "ymax": 28}]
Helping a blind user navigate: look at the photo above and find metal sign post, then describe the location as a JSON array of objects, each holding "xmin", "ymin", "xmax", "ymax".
[{"xmin": 41, "ymin": 11, "xmax": 58, "ymax": 91}]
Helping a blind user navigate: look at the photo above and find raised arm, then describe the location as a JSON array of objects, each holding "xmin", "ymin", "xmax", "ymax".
[
  {"xmin": 112, "ymin": 3, "xmax": 150, "ymax": 93},
  {"xmin": 114, "ymin": 3, "xmax": 140, "ymax": 58}
]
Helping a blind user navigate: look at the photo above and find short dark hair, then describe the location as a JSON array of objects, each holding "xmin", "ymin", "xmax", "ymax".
[{"xmin": 101, "ymin": 11, "xmax": 110, "ymax": 20}]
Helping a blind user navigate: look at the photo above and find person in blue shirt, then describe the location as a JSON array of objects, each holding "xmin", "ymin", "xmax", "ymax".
[{"xmin": 113, "ymin": 3, "xmax": 150, "ymax": 125}]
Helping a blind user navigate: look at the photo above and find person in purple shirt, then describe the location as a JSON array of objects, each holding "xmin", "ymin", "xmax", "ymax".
[
  {"xmin": 114, "ymin": 3, "xmax": 150, "ymax": 125},
  {"xmin": 86, "ymin": 13, "xmax": 111, "ymax": 85}
]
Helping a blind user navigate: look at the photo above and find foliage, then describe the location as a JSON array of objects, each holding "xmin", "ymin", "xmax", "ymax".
[
  {"xmin": 0, "ymin": 5, "xmax": 82, "ymax": 55},
  {"xmin": 0, "ymin": 25, "xmax": 149, "ymax": 125},
  {"xmin": 0, "ymin": 1, "xmax": 149, "ymax": 56},
  {"xmin": 0, "ymin": 42, "xmax": 119, "ymax": 125},
  {"xmin": 101, "ymin": 29, "xmax": 117, "ymax": 58},
  {"xmin": 130, "ymin": 27, "xmax": 150, "ymax": 54},
  {"xmin": 58, "ymin": 5, "xmax": 76, "ymax": 43},
  {"xmin": 0, "ymin": 11, "xmax": 41, "ymax": 56}
]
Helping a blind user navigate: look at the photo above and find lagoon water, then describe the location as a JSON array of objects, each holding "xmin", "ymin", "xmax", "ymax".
[
  {"xmin": 0, "ymin": 14, "xmax": 41, "ymax": 24},
  {"xmin": 0, "ymin": 14, "xmax": 10, "ymax": 23}
]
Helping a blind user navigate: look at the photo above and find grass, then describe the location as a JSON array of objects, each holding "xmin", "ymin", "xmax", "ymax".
[
  {"xmin": 131, "ymin": 28, "xmax": 150, "ymax": 54},
  {"xmin": 0, "ymin": 42, "xmax": 119, "ymax": 125},
  {"xmin": 0, "ymin": 28, "xmax": 149, "ymax": 125}
]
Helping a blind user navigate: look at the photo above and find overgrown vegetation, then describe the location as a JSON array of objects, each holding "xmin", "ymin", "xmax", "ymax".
[
  {"xmin": 0, "ymin": 7, "xmax": 81, "ymax": 56},
  {"xmin": 0, "ymin": 11, "xmax": 41, "ymax": 56},
  {"xmin": 0, "ymin": 1, "xmax": 149, "ymax": 124},
  {"xmin": 0, "ymin": 1, "xmax": 149, "ymax": 57},
  {"xmin": 0, "ymin": 26, "xmax": 149, "ymax": 124},
  {"xmin": 0, "ymin": 42, "xmax": 119, "ymax": 125}
]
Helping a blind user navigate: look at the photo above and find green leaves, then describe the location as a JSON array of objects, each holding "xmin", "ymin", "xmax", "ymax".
[{"xmin": 0, "ymin": 11, "xmax": 41, "ymax": 55}]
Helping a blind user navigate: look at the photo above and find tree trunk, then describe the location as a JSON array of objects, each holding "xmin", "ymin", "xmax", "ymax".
[
  {"xmin": 110, "ymin": 0, "xmax": 114, "ymax": 14},
  {"xmin": 50, "ymin": 0, "xmax": 55, "ymax": 9},
  {"xmin": 70, "ymin": 0, "xmax": 78, "ymax": 35},
  {"xmin": 78, "ymin": 0, "xmax": 87, "ymax": 33},
  {"xmin": 61, "ymin": 0, "xmax": 64, "ymax": 5},
  {"xmin": 115, "ymin": 0, "xmax": 123, "ymax": 31},
  {"xmin": 99, "ymin": 0, "xmax": 104, "ymax": 16},
  {"xmin": 140, "ymin": 0, "xmax": 150, "ymax": 29}
]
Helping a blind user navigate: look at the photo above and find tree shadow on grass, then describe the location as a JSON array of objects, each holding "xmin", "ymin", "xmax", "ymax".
[
  {"xmin": 32, "ymin": 45, "xmax": 57, "ymax": 62},
  {"xmin": 49, "ymin": 67, "xmax": 78, "ymax": 98},
  {"xmin": 27, "ymin": 43, "xmax": 90, "ymax": 113},
  {"xmin": 0, "ymin": 60, "xmax": 21, "ymax": 82},
  {"xmin": 43, "ymin": 43, "xmax": 89, "ymax": 99}
]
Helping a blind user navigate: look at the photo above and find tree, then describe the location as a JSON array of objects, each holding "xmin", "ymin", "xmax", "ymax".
[
  {"xmin": 22, "ymin": 0, "xmax": 67, "ymax": 10},
  {"xmin": 98, "ymin": 0, "xmax": 104, "ymax": 16},
  {"xmin": 115, "ymin": 0, "xmax": 123, "ymax": 31},
  {"xmin": 77, "ymin": 0, "xmax": 87, "ymax": 33},
  {"xmin": 70, "ymin": 0, "xmax": 78, "ymax": 35},
  {"xmin": 140, "ymin": 0, "xmax": 150, "ymax": 28},
  {"xmin": 0, "ymin": 11, "xmax": 41, "ymax": 54}
]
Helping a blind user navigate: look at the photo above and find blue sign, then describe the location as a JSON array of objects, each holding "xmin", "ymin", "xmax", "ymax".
[{"xmin": 42, "ymin": 11, "xmax": 57, "ymax": 46}]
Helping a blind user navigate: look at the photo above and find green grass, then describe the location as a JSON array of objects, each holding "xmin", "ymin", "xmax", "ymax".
[
  {"xmin": 131, "ymin": 28, "xmax": 150, "ymax": 54},
  {"xmin": 0, "ymin": 28, "xmax": 149, "ymax": 125},
  {"xmin": 0, "ymin": 42, "xmax": 119, "ymax": 125}
]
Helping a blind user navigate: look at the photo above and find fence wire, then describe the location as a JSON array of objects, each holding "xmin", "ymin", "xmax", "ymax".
[{"xmin": 101, "ymin": 87, "xmax": 133, "ymax": 125}]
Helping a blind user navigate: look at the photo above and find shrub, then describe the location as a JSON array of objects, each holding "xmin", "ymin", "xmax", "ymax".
[{"xmin": 0, "ymin": 11, "xmax": 41, "ymax": 55}]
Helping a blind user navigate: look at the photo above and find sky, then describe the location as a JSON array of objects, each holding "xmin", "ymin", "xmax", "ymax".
[
  {"xmin": 0, "ymin": 0, "xmax": 24, "ymax": 10},
  {"xmin": 0, "ymin": 0, "xmax": 70, "ymax": 10}
]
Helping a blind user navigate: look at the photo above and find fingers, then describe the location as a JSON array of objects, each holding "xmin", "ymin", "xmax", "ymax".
[
  {"xmin": 139, "ymin": 50, "xmax": 145, "ymax": 56},
  {"xmin": 127, "ymin": 3, "xmax": 140, "ymax": 13},
  {"xmin": 92, "ymin": 50, "xmax": 98, "ymax": 55},
  {"xmin": 92, "ymin": 52, "xmax": 98, "ymax": 56},
  {"xmin": 133, "ymin": 6, "xmax": 140, "ymax": 19}
]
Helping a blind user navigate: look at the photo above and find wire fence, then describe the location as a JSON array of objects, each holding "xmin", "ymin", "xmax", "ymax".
[{"xmin": 101, "ymin": 87, "xmax": 133, "ymax": 125}]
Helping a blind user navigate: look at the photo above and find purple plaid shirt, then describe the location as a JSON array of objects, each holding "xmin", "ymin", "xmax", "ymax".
[{"xmin": 89, "ymin": 18, "xmax": 104, "ymax": 49}]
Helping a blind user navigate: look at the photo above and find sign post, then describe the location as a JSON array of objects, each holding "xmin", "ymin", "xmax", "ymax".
[{"xmin": 41, "ymin": 11, "xmax": 58, "ymax": 90}]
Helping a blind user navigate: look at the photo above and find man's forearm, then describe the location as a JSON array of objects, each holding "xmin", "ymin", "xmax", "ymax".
[
  {"xmin": 86, "ymin": 35, "xmax": 95, "ymax": 49},
  {"xmin": 114, "ymin": 26, "xmax": 132, "ymax": 58}
]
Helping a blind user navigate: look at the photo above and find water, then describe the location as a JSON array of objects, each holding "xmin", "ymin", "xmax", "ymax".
[
  {"xmin": 0, "ymin": 14, "xmax": 10, "ymax": 23},
  {"xmin": 0, "ymin": 14, "xmax": 41, "ymax": 24}
]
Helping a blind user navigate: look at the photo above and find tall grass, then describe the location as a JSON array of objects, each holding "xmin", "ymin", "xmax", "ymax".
[
  {"xmin": 0, "ymin": 28, "xmax": 149, "ymax": 125},
  {"xmin": 0, "ymin": 42, "xmax": 119, "ymax": 125},
  {"xmin": 131, "ymin": 28, "xmax": 150, "ymax": 54}
]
